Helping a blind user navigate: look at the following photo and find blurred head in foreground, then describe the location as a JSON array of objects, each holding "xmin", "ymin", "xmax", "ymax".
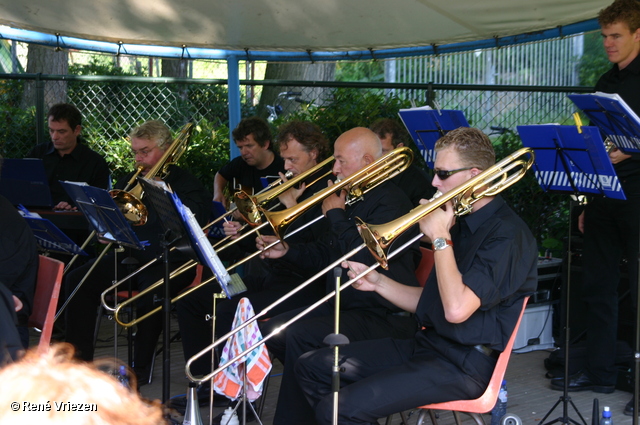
[{"xmin": 0, "ymin": 343, "xmax": 164, "ymax": 425}]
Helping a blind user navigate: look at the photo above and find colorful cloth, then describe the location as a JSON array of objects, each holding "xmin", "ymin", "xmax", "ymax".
[{"xmin": 213, "ymin": 298, "xmax": 272, "ymax": 401}]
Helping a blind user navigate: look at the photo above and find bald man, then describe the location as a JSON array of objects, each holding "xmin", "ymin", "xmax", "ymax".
[{"xmin": 258, "ymin": 127, "xmax": 422, "ymax": 425}]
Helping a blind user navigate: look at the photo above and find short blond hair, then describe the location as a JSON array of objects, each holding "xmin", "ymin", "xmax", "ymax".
[
  {"xmin": 0, "ymin": 344, "xmax": 164, "ymax": 425},
  {"xmin": 129, "ymin": 120, "xmax": 173, "ymax": 150}
]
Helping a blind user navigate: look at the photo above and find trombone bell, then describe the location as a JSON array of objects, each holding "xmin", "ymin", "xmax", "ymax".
[{"xmin": 109, "ymin": 189, "xmax": 148, "ymax": 226}]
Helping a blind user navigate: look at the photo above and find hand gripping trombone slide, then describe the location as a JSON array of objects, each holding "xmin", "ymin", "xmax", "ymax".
[
  {"xmin": 97, "ymin": 155, "xmax": 333, "ymax": 316},
  {"xmin": 184, "ymin": 147, "xmax": 535, "ymax": 384},
  {"xmin": 105, "ymin": 147, "xmax": 414, "ymax": 327}
]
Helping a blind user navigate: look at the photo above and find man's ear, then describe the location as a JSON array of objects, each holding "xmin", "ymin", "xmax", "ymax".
[
  {"xmin": 397, "ymin": 142, "xmax": 404, "ymax": 148},
  {"xmin": 363, "ymin": 153, "xmax": 374, "ymax": 165},
  {"xmin": 310, "ymin": 149, "xmax": 318, "ymax": 161}
]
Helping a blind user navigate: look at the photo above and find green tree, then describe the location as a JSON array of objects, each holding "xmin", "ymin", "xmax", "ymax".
[{"xmin": 578, "ymin": 31, "xmax": 611, "ymax": 86}]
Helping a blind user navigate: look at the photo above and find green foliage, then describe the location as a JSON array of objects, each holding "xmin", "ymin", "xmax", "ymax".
[
  {"xmin": 0, "ymin": 79, "xmax": 37, "ymax": 158},
  {"xmin": 69, "ymin": 58, "xmax": 143, "ymax": 77},
  {"xmin": 492, "ymin": 131, "xmax": 569, "ymax": 257},
  {"xmin": 335, "ymin": 61, "xmax": 385, "ymax": 82},
  {"xmin": 578, "ymin": 32, "xmax": 611, "ymax": 86},
  {"xmin": 274, "ymin": 88, "xmax": 413, "ymax": 143},
  {"xmin": 180, "ymin": 120, "xmax": 230, "ymax": 192}
]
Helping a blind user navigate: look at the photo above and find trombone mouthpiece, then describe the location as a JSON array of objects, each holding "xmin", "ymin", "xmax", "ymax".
[{"xmin": 333, "ymin": 267, "xmax": 342, "ymax": 279}]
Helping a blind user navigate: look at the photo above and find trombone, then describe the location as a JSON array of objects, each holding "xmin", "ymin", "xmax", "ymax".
[
  {"xmin": 108, "ymin": 146, "xmax": 414, "ymax": 327},
  {"xmin": 99, "ymin": 156, "xmax": 334, "ymax": 313},
  {"xmin": 184, "ymin": 147, "xmax": 535, "ymax": 384},
  {"xmin": 54, "ymin": 124, "xmax": 193, "ymax": 321}
]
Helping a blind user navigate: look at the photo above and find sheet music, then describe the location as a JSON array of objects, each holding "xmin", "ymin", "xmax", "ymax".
[
  {"xmin": 569, "ymin": 92, "xmax": 640, "ymax": 154},
  {"xmin": 398, "ymin": 107, "xmax": 469, "ymax": 168}
]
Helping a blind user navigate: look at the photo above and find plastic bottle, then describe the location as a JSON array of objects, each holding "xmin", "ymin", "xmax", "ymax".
[
  {"xmin": 116, "ymin": 365, "xmax": 130, "ymax": 389},
  {"xmin": 220, "ymin": 407, "xmax": 239, "ymax": 425},
  {"xmin": 600, "ymin": 406, "xmax": 613, "ymax": 425},
  {"xmin": 490, "ymin": 380, "xmax": 508, "ymax": 425}
]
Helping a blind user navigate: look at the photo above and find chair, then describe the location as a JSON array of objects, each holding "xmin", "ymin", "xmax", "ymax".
[
  {"xmin": 414, "ymin": 297, "xmax": 530, "ymax": 425},
  {"xmin": 416, "ymin": 246, "xmax": 435, "ymax": 284},
  {"xmin": 28, "ymin": 255, "xmax": 64, "ymax": 352}
]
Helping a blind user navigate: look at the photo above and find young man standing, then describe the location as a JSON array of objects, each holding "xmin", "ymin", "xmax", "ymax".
[{"xmin": 550, "ymin": 0, "xmax": 640, "ymax": 416}]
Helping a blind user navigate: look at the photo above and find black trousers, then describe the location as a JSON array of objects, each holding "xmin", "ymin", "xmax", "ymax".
[
  {"xmin": 581, "ymin": 196, "xmax": 640, "ymax": 385},
  {"xmin": 176, "ymin": 273, "xmax": 325, "ymax": 377},
  {"xmin": 64, "ymin": 251, "xmax": 195, "ymax": 369},
  {"xmin": 260, "ymin": 304, "xmax": 418, "ymax": 425},
  {"xmin": 296, "ymin": 330, "xmax": 496, "ymax": 425}
]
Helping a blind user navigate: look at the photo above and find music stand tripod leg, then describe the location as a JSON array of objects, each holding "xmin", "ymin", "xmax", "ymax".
[{"xmin": 540, "ymin": 198, "xmax": 587, "ymax": 425}]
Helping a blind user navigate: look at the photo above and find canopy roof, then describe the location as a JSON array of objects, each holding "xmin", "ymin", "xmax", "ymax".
[{"xmin": 0, "ymin": 0, "xmax": 608, "ymax": 61}]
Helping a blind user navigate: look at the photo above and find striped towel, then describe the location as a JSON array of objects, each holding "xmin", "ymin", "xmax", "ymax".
[{"xmin": 213, "ymin": 298, "xmax": 272, "ymax": 401}]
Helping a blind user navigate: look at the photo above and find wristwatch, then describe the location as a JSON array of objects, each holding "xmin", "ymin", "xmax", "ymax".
[{"xmin": 432, "ymin": 237, "xmax": 453, "ymax": 251}]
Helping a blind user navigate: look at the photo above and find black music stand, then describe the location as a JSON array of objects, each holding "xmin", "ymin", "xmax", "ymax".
[
  {"xmin": 518, "ymin": 124, "xmax": 625, "ymax": 425},
  {"xmin": 399, "ymin": 106, "xmax": 469, "ymax": 168},
  {"xmin": 570, "ymin": 92, "xmax": 640, "ymax": 425},
  {"xmin": 138, "ymin": 177, "xmax": 233, "ymax": 403},
  {"xmin": 57, "ymin": 181, "xmax": 146, "ymax": 367},
  {"xmin": 18, "ymin": 206, "xmax": 88, "ymax": 257}
]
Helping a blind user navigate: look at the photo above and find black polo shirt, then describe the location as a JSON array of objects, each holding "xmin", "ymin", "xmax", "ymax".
[
  {"xmin": 415, "ymin": 195, "xmax": 538, "ymax": 352},
  {"xmin": 27, "ymin": 137, "xmax": 110, "ymax": 206},
  {"xmin": 218, "ymin": 155, "xmax": 285, "ymax": 195}
]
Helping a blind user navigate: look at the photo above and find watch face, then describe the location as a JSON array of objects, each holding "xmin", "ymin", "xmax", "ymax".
[{"xmin": 434, "ymin": 238, "xmax": 445, "ymax": 250}]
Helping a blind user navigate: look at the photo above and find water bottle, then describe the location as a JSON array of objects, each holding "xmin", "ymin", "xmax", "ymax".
[
  {"xmin": 116, "ymin": 365, "xmax": 130, "ymax": 389},
  {"xmin": 220, "ymin": 407, "xmax": 239, "ymax": 425},
  {"xmin": 491, "ymin": 380, "xmax": 508, "ymax": 425},
  {"xmin": 600, "ymin": 406, "xmax": 613, "ymax": 425}
]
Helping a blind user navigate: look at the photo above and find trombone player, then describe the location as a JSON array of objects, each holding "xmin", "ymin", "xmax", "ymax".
[
  {"xmin": 63, "ymin": 120, "xmax": 210, "ymax": 384},
  {"xmin": 172, "ymin": 120, "xmax": 333, "ymax": 408},
  {"xmin": 295, "ymin": 127, "xmax": 538, "ymax": 425},
  {"xmin": 257, "ymin": 127, "xmax": 422, "ymax": 425}
]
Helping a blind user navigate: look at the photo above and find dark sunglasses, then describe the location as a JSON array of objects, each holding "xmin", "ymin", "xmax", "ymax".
[{"xmin": 434, "ymin": 167, "xmax": 474, "ymax": 180}]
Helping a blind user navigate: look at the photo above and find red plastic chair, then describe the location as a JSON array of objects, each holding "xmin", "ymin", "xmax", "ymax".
[
  {"xmin": 28, "ymin": 255, "xmax": 64, "ymax": 353},
  {"xmin": 416, "ymin": 246, "xmax": 435, "ymax": 285},
  {"xmin": 415, "ymin": 297, "xmax": 530, "ymax": 425}
]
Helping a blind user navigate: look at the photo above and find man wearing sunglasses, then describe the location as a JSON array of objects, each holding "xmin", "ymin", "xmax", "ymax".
[{"xmin": 294, "ymin": 127, "xmax": 538, "ymax": 425}]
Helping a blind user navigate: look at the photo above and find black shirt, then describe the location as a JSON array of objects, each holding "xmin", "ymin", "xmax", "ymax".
[
  {"xmin": 0, "ymin": 195, "xmax": 38, "ymax": 320},
  {"xmin": 27, "ymin": 137, "xmax": 111, "ymax": 206},
  {"xmin": 218, "ymin": 155, "xmax": 285, "ymax": 195},
  {"xmin": 595, "ymin": 52, "xmax": 640, "ymax": 187},
  {"xmin": 281, "ymin": 180, "xmax": 421, "ymax": 312},
  {"xmin": 415, "ymin": 196, "xmax": 538, "ymax": 351}
]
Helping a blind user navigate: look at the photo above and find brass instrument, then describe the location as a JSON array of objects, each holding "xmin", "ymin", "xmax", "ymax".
[
  {"xmin": 110, "ymin": 122, "xmax": 193, "ymax": 226},
  {"xmin": 108, "ymin": 147, "xmax": 414, "ymax": 327},
  {"xmin": 55, "ymin": 123, "xmax": 193, "ymax": 321},
  {"xmin": 99, "ymin": 157, "xmax": 335, "ymax": 314},
  {"xmin": 184, "ymin": 147, "xmax": 535, "ymax": 384}
]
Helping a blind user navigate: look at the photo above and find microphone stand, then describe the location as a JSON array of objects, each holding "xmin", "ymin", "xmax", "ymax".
[{"xmin": 323, "ymin": 267, "xmax": 350, "ymax": 425}]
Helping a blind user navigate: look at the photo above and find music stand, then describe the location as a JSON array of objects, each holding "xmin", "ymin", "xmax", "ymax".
[
  {"xmin": 570, "ymin": 92, "xmax": 640, "ymax": 425},
  {"xmin": 518, "ymin": 124, "xmax": 625, "ymax": 425},
  {"xmin": 56, "ymin": 181, "xmax": 146, "ymax": 369},
  {"xmin": 138, "ymin": 177, "xmax": 233, "ymax": 403},
  {"xmin": 18, "ymin": 207, "xmax": 88, "ymax": 257},
  {"xmin": 398, "ymin": 106, "xmax": 469, "ymax": 168}
]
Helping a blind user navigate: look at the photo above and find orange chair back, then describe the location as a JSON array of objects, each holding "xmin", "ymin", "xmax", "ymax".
[{"xmin": 28, "ymin": 255, "xmax": 64, "ymax": 352}]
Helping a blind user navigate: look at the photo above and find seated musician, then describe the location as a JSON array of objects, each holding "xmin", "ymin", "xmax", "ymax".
[
  {"xmin": 63, "ymin": 120, "xmax": 210, "ymax": 385},
  {"xmin": 172, "ymin": 120, "xmax": 332, "ymax": 408},
  {"xmin": 294, "ymin": 127, "xmax": 538, "ymax": 425},
  {"xmin": 257, "ymin": 127, "xmax": 421, "ymax": 425},
  {"xmin": 370, "ymin": 117, "xmax": 435, "ymax": 206},
  {"xmin": 212, "ymin": 116, "xmax": 285, "ymax": 208},
  {"xmin": 26, "ymin": 103, "xmax": 110, "ymax": 212}
]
